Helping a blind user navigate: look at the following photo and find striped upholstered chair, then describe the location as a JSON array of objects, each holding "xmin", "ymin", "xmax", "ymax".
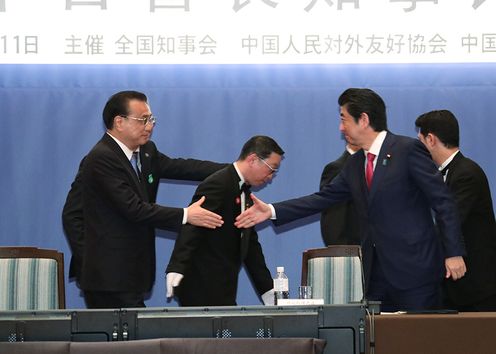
[
  {"xmin": 301, "ymin": 245, "xmax": 364, "ymax": 304},
  {"xmin": 0, "ymin": 247, "xmax": 65, "ymax": 310}
]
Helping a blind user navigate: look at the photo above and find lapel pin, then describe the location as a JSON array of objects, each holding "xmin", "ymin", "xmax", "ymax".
[
  {"xmin": 147, "ymin": 174, "xmax": 154, "ymax": 184},
  {"xmin": 382, "ymin": 154, "xmax": 391, "ymax": 166}
]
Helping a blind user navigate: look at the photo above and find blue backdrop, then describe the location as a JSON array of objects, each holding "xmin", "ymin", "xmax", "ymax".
[{"xmin": 1, "ymin": 64, "xmax": 495, "ymax": 309}]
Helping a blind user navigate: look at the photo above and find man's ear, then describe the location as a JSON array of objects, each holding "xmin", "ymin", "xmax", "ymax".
[
  {"xmin": 246, "ymin": 152, "xmax": 258, "ymax": 164},
  {"xmin": 113, "ymin": 116, "xmax": 123, "ymax": 131},
  {"xmin": 359, "ymin": 112, "xmax": 370, "ymax": 128},
  {"xmin": 426, "ymin": 133, "xmax": 437, "ymax": 147}
]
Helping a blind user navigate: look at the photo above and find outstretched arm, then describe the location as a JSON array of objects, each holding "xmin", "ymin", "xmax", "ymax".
[
  {"xmin": 186, "ymin": 196, "xmax": 223, "ymax": 229},
  {"xmin": 235, "ymin": 194, "xmax": 272, "ymax": 228}
]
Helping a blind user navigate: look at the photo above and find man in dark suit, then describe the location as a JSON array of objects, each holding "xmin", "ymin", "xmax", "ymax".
[
  {"xmin": 320, "ymin": 142, "xmax": 361, "ymax": 245},
  {"xmin": 166, "ymin": 136, "xmax": 284, "ymax": 306},
  {"xmin": 236, "ymin": 88, "xmax": 467, "ymax": 312},
  {"xmin": 416, "ymin": 109, "xmax": 496, "ymax": 311},
  {"xmin": 72, "ymin": 90, "xmax": 226, "ymax": 308}
]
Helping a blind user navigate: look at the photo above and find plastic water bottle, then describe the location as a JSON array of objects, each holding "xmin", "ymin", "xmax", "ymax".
[{"xmin": 273, "ymin": 266, "xmax": 290, "ymax": 305}]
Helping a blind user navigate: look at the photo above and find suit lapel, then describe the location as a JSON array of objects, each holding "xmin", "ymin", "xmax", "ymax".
[
  {"xmin": 137, "ymin": 149, "xmax": 151, "ymax": 201},
  {"xmin": 351, "ymin": 151, "xmax": 369, "ymax": 201},
  {"xmin": 102, "ymin": 134, "xmax": 147, "ymax": 200},
  {"xmin": 444, "ymin": 151, "xmax": 463, "ymax": 186},
  {"xmin": 368, "ymin": 132, "xmax": 395, "ymax": 204},
  {"xmin": 139, "ymin": 149, "xmax": 151, "ymax": 184},
  {"xmin": 227, "ymin": 164, "xmax": 242, "ymax": 215},
  {"xmin": 228, "ymin": 165, "xmax": 251, "ymax": 261}
]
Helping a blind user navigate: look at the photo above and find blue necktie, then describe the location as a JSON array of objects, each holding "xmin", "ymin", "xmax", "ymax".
[{"xmin": 131, "ymin": 151, "xmax": 141, "ymax": 180}]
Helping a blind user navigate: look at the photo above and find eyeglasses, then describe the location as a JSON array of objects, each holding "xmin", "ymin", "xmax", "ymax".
[
  {"xmin": 257, "ymin": 156, "xmax": 278, "ymax": 174},
  {"xmin": 121, "ymin": 115, "xmax": 157, "ymax": 126}
]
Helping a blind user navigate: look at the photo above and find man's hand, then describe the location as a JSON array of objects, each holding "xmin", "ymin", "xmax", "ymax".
[
  {"xmin": 235, "ymin": 194, "xmax": 272, "ymax": 228},
  {"xmin": 166, "ymin": 272, "xmax": 184, "ymax": 298},
  {"xmin": 445, "ymin": 256, "xmax": 467, "ymax": 280},
  {"xmin": 187, "ymin": 196, "xmax": 223, "ymax": 229}
]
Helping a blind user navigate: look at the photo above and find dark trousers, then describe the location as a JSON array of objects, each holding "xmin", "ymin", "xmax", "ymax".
[
  {"xmin": 366, "ymin": 252, "xmax": 441, "ymax": 312},
  {"xmin": 83, "ymin": 290, "xmax": 146, "ymax": 309},
  {"xmin": 444, "ymin": 292, "xmax": 496, "ymax": 312}
]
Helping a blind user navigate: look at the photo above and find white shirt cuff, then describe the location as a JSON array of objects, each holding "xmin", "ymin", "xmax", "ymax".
[
  {"xmin": 261, "ymin": 288, "xmax": 274, "ymax": 306},
  {"xmin": 269, "ymin": 204, "xmax": 276, "ymax": 219},
  {"xmin": 182, "ymin": 208, "xmax": 188, "ymax": 224}
]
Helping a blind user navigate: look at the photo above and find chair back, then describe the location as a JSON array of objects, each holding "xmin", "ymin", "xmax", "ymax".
[
  {"xmin": 301, "ymin": 245, "xmax": 364, "ymax": 304},
  {"xmin": 0, "ymin": 247, "xmax": 65, "ymax": 310}
]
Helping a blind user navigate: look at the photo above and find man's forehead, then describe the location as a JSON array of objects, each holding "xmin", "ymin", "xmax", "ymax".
[
  {"xmin": 340, "ymin": 106, "xmax": 351, "ymax": 117},
  {"xmin": 128, "ymin": 99, "xmax": 150, "ymax": 112},
  {"xmin": 267, "ymin": 153, "xmax": 282, "ymax": 164}
]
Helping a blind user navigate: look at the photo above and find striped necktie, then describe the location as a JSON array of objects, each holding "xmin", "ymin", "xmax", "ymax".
[{"xmin": 131, "ymin": 151, "xmax": 141, "ymax": 180}]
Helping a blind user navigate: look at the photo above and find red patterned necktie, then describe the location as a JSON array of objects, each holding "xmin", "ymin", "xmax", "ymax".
[{"xmin": 366, "ymin": 152, "xmax": 376, "ymax": 190}]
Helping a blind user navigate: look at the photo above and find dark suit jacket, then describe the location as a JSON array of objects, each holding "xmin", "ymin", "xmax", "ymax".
[
  {"xmin": 62, "ymin": 158, "xmax": 85, "ymax": 282},
  {"xmin": 166, "ymin": 164, "xmax": 273, "ymax": 306},
  {"xmin": 320, "ymin": 151, "xmax": 360, "ymax": 246},
  {"xmin": 273, "ymin": 132, "xmax": 465, "ymax": 291},
  {"xmin": 443, "ymin": 152, "xmax": 496, "ymax": 306},
  {"xmin": 79, "ymin": 133, "xmax": 225, "ymax": 293}
]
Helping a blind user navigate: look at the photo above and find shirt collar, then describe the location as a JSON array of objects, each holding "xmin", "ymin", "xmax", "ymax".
[
  {"xmin": 346, "ymin": 145, "xmax": 359, "ymax": 155},
  {"xmin": 364, "ymin": 130, "xmax": 387, "ymax": 157},
  {"xmin": 439, "ymin": 150, "xmax": 460, "ymax": 171},
  {"xmin": 106, "ymin": 132, "xmax": 140, "ymax": 160},
  {"xmin": 233, "ymin": 162, "xmax": 246, "ymax": 188}
]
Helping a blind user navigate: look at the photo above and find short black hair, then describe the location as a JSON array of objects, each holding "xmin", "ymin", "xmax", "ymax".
[
  {"xmin": 102, "ymin": 91, "xmax": 148, "ymax": 129},
  {"xmin": 338, "ymin": 88, "xmax": 388, "ymax": 132},
  {"xmin": 415, "ymin": 110, "xmax": 459, "ymax": 148},
  {"xmin": 238, "ymin": 136, "xmax": 284, "ymax": 160}
]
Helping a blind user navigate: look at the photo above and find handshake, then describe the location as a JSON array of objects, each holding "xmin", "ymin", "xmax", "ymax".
[{"xmin": 165, "ymin": 272, "xmax": 274, "ymax": 305}]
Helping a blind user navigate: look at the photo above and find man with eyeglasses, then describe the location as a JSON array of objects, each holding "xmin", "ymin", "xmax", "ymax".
[
  {"xmin": 166, "ymin": 136, "xmax": 283, "ymax": 306},
  {"xmin": 62, "ymin": 90, "xmax": 226, "ymax": 309}
]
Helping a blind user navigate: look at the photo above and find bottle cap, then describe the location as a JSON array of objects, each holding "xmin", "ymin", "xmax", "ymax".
[{"xmin": 277, "ymin": 266, "xmax": 284, "ymax": 272}]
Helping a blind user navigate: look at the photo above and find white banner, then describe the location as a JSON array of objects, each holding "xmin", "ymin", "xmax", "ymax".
[{"xmin": 0, "ymin": 0, "xmax": 494, "ymax": 64}]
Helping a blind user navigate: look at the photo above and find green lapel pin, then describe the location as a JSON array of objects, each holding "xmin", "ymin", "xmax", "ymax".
[{"xmin": 148, "ymin": 174, "xmax": 154, "ymax": 184}]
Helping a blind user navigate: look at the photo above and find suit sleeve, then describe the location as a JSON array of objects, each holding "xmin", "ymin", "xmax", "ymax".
[
  {"xmin": 62, "ymin": 158, "xmax": 85, "ymax": 279},
  {"xmin": 84, "ymin": 149, "xmax": 183, "ymax": 230},
  {"xmin": 166, "ymin": 176, "xmax": 226, "ymax": 275},
  {"xmin": 244, "ymin": 230, "xmax": 273, "ymax": 296},
  {"xmin": 448, "ymin": 165, "xmax": 484, "ymax": 224},
  {"xmin": 156, "ymin": 148, "xmax": 227, "ymax": 181},
  {"xmin": 408, "ymin": 140, "xmax": 465, "ymax": 257}
]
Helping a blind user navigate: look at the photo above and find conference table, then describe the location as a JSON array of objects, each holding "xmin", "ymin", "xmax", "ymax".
[{"xmin": 2, "ymin": 305, "xmax": 496, "ymax": 354}]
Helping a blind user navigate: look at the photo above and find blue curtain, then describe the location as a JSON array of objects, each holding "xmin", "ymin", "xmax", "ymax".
[{"xmin": 1, "ymin": 64, "xmax": 495, "ymax": 308}]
